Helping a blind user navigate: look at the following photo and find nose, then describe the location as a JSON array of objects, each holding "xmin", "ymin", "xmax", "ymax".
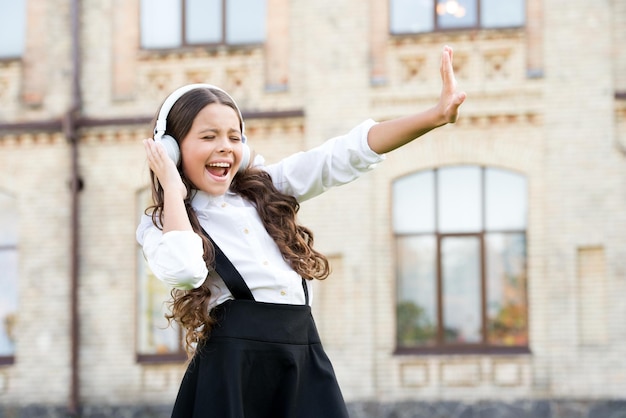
[{"xmin": 217, "ymin": 137, "xmax": 233, "ymax": 153}]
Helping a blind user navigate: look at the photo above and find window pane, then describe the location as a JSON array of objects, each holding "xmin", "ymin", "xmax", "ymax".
[
  {"xmin": 485, "ymin": 168, "xmax": 527, "ymax": 230},
  {"xmin": 485, "ymin": 233, "xmax": 528, "ymax": 346},
  {"xmin": 436, "ymin": 0, "xmax": 477, "ymax": 29},
  {"xmin": 0, "ymin": 192, "xmax": 18, "ymax": 356},
  {"xmin": 390, "ymin": 0, "xmax": 434, "ymax": 34},
  {"xmin": 137, "ymin": 252, "xmax": 181, "ymax": 354},
  {"xmin": 0, "ymin": 0, "xmax": 26, "ymax": 58},
  {"xmin": 438, "ymin": 166, "xmax": 482, "ymax": 232},
  {"xmin": 442, "ymin": 236, "xmax": 481, "ymax": 343},
  {"xmin": 136, "ymin": 189, "xmax": 181, "ymax": 355},
  {"xmin": 186, "ymin": 0, "xmax": 221, "ymax": 44},
  {"xmin": 481, "ymin": 0, "xmax": 525, "ymax": 28},
  {"xmin": 141, "ymin": 0, "xmax": 182, "ymax": 49},
  {"xmin": 0, "ymin": 250, "xmax": 18, "ymax": 356},
  {"xmin": 0, "ymin": 193, "xmax": 18, "ymax": 245},
  {"xmin": 226, "ymin": 0, "xmax": 266, "ymax": 44},
  {"xmin": 392, "ymin": 171, "xmax": 435, "ymax": 234},
  {"xmin": 396, "ymin": 236, "xmax": 437, "ymax": 346}
]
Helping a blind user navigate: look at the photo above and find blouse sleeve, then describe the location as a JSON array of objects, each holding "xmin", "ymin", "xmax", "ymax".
[
  {"xmin": 136, "ymin": 214, "xmax": 209, "ymax": 290},
  {"xmin": 264, "ymin": 119, "xmax": 385, "ymax": 202}
]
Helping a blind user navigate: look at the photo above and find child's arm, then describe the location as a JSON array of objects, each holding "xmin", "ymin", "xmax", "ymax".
[
  {"xmin": 141, "ymin": 139, "xmax": 208, "ymax": 289},
  {"xmin": 367, "ymin": 46, "xmax": 466, "ymax": 155},
  {"xmin": 143, "ymin": 138, "xmax": 193, "ymax": 233}
]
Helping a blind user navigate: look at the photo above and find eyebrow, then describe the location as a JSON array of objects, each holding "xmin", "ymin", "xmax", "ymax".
[{"xmin": 197, "ymin": 127, "xmax": 241, "ymax": 135}]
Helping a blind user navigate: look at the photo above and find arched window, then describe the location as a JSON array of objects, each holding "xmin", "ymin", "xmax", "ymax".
[
  {"xmin": 135, "ymin": 188, "xmax": 185, "ymax": 362},
  {"xmin": 393, "ymin": 166, "xmax": 528, "ymax": 354},
  {"xmin": 0, "ymin": 191, "xmax": 18, "ymax": 364}
]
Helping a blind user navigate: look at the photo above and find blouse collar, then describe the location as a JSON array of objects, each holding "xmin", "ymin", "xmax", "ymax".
[{"xmin": 191, "ymin": 189, "xmax": 241, "ymax": 210}]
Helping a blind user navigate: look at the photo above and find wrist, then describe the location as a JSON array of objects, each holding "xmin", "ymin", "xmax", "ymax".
[
  {"xmin": 163, "ymin": 183, "xmax": 187, "ymax": 201},
  {"xmin": 431, "ymin": 104, "xmax": 449, "ymax": 127}
]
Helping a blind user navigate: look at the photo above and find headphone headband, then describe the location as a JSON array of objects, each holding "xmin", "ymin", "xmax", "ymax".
[{"xmin": 154, "ymin": 83, "xmax": 246, "ymax": 142}]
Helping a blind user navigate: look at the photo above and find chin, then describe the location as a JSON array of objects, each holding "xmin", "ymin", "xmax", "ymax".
[{"xmin": 204, "ymin": 181, "xmax": 233, "ymax": 196}]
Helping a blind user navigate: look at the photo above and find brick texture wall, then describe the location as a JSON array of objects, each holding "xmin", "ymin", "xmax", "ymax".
[{"xmin": 0, "ymin": 0, "xmax": 625, "ymax": 414}]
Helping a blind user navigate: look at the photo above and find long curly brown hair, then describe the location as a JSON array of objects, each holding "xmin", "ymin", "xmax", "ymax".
[{"xmin": 146, "ymin": 87, "xmax": 330, "ymax": 357}]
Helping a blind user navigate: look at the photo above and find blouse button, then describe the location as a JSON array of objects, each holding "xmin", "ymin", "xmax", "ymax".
[
  {"xmin": 243, "ymin": 228, "xmax": 249, "ymax": 234},
  {"xmin": 221, "ymin": 203, "xmax": 227, "ymax": 208},
  {"xmin": 280, "ymin": 291, "xmax": 286, "ymax": 296},
  {"xmin": 263, "ymin": 260, "xmax": 269, "ymax": 266}
]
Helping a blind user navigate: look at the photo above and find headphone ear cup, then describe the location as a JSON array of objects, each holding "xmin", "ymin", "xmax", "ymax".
[
  {"xmin": 156, "ymin": 134, "xmax": 181, "ymax": 165},
  {"xmin": 238, "ymin": 143, "xmax": 250, "ymax": 173}
]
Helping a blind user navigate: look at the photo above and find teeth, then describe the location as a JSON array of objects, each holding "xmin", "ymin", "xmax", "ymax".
[{"xmin": 208, "ymin": 162, "xmax": 230, "ymax": 168}]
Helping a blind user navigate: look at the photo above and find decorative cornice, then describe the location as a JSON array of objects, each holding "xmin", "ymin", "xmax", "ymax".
[
  {"xmin": 0, "ymin": 110, "xmax": 306, "ymax": 145},
  {"xmin": 0, "ymin": 109, "xmax": 305, "ymax": 136}
]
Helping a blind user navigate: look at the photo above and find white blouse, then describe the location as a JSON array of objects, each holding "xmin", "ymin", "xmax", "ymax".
[{"xmin": 136, "ymin": 119, "xmax": 384, "ymax": 309}]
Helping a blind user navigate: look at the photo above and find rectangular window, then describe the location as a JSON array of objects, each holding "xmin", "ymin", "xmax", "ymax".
[
  {"xmin": 141, "ymin": 0, "xmax": 183, "ymax": 49},
  {"xmin": 0, "ymin": 192, "xmax": 18, "ymax": 362},
  {"xmin": 437, "ymin": 0, "xmax": 477, "ymax": 29},
  {"xmin": 225, "ymin": 0, "xmax": 266, "ymax": 44},
  {"xmin": 441, "ymin": 236, "xmax": 481, "ymax": 344},
  {"xmin": 140, "ymin": 0, "xmax": 266, "ymax": 49},
  {"xmin": 485, "ymin": 233, "xmax": 528, "ymax": 346},
  {"xmin": 0, "ymin": 0, "xmax": 27, "ymax": 58},
  {"xmin": 481, "ymin": 0, "xmax": 526, "ymax": 28},
  {"xmin": 390, "ymin": 0, "xmax": 525, "ymax": 34},
  {"xmin": 135, "ymin": 189, "xmax": 185, "ymax": 361},
  {"xmin": 396, "ymin": 236, "xmax": 437, "ymax": 346},
  {"xmin": 185, "ymin": 0, "xmax": 221, "ymax": 44}
]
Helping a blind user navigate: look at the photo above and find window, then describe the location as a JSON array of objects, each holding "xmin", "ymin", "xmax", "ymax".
[
  {"xmin": 136, "ymin": 188, "xmax": 185, "ymax": 361},
  {"xmin": 0, "ymin": 191, "xmax": 18, "ymax": 363},
  {"xmin": 140, "ymin": 0, "xmax": 266, "ymax": 49},
  {"xmin": 393, "ymin": 166, "xmax": 528, "ymax": 353},
  {"xmin": 0, "ymin": 0, "xmax": 27, "ymax": 58},
  {"xmin": 390, "ymin": 0, "xmax": 525, "ymax": 34}
]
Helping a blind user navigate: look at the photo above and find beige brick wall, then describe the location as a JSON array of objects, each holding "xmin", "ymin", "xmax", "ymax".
[
  {"xmin": 0, "ymin": 0, "xmax": 625, "ymax": 409},
  {"xmin": 540, "ymin": 0, "xmax": 626, "ymax": 399},
  {"xmin": 0, "ymin": 132, "xmax": 72, "ymax": 405}
]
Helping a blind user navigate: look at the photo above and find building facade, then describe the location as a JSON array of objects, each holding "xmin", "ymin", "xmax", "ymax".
[{"xmin": 0, "ymin": 0, "xmax": 625, "ymax": 416}]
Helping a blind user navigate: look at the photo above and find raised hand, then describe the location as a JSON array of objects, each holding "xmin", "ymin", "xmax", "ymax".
[
  {"xmin": 438, "ymin": 45, "xmax": 466, "ymax": 124},
  {"xmin": 143, "ymin": 138, "xmax": 187, "ymax": 200}
]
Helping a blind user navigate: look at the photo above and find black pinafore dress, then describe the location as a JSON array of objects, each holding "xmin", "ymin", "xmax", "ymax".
[{"xmin": 171, "ymin": 235, "xmax": 349, "ymax": 418}]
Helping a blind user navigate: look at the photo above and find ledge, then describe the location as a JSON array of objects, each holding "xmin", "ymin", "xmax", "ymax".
[{"xmin": 0, "ymin": 109, "xmax": 305, "ymax": 135}]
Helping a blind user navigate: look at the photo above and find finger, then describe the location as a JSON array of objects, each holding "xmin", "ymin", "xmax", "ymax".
[
  {"xmin": 448, "ymin": 92, "xmax": 467, "ymax": 122},
  {"xmin": 456, "ymin": 91, "xmax": 467, "ymax": 105},
  {"xmin": 144, "ymin": 139, "xmax": 167, "ymax": 171},
  {"xmin": 441, "ymin": 48, "xmax": 455, "ymax": 87},
  {"xmin": 145, "ymin": 139, "xmax": 167, "ymax": 162},
  {"xmin": 144, "ymin": 139, "xmax": 160, "ymax": 162},
  {"xmin": 440, "ymin": 47, "xmax": 446, "ymax": 79},
  {"xmin": 143, "ymin": 139, "xmax": 155, "ymax": 158}
]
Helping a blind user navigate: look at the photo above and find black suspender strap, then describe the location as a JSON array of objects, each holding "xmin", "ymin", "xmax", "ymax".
[
  {"xmin": 201, "ymin": 228, "xmax": 310, "ymax": 306},
  {"xmin": 201, "ymin": 229, "xmax": 255, "ymax": 301},
  {"xmin": 301, "ymin": 278, "xmax": 310, "ymax": 306}
]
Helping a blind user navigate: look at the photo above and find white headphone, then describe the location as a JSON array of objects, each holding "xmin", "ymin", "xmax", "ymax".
[{"xmin": 153, "ymin": 83, "xmax": 250, "ymax": 173}]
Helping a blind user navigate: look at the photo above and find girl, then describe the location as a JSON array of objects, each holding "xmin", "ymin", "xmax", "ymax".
[{"xmin": 137, "ymin": 46, "xmax": 466, "ymax": 418}]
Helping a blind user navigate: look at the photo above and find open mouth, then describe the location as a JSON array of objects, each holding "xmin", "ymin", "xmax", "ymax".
[{"xmin": 206, "ymin": 162, "xmax": 231, "ymax": 178}]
